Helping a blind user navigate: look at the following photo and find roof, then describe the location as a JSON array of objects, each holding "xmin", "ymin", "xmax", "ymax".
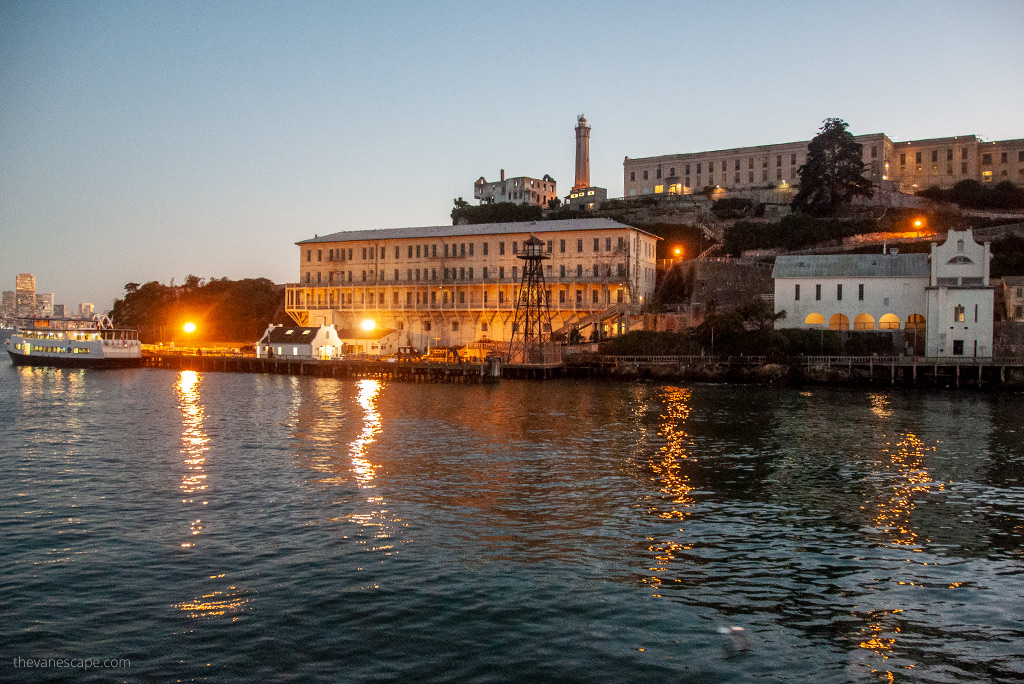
[
  {"xmin": 772, "ymin": 253, "xmax": 931, "ymax": 279},
  {"xmin": 296, "ymin": 218, "xmax": 657, "ymax": 245},
  {"xmin": 263, "ymin": 326, "xmax": 320, "ymax": 343},
  {"xmin": 1003, "ymin": 276, "xmax": 1024, "ymax": 286},
  {"xmin": 335, "ymin": 327, "xmax": 397, "ymax": 341}
]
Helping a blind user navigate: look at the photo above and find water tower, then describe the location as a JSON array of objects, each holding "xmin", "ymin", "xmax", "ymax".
[{"xmin": 507, "ymin": 235, "xmax": 552, "ymax": 365}]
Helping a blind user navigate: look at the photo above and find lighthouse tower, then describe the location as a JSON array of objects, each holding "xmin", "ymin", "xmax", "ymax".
[
  {"xmin": 573, "ymin": 115, "xmax": 591, "ymax": 191},
  {"xmin": 565, "ymin": 115, "xmax": 606, "ymax": 210}
]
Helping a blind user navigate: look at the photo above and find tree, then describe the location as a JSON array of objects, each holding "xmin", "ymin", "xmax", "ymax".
[{"xmin": 792, "ymin": 118, "xmax": 874, "ymax": 216}]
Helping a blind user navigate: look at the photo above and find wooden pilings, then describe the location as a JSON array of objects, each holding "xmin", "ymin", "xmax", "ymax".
[{"xmin": 142, "ymin": 353, "xmax": 501, "ymax": 384}]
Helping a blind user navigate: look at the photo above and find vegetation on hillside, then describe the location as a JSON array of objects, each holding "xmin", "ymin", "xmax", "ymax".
[
  {"xmin": 110, "ymin": 276, "xmax": 284, "ymax": 343},
  {"xmin": 918, "ymin": 180, "xmax": 1024, "ymax": 211},
  {"xmin": 451, "ymin": 198, "xmax": 543, "ymax": 225},
  {"xmin": 723, "ymin": 214, "xmax": 876, "ymax": 255}
]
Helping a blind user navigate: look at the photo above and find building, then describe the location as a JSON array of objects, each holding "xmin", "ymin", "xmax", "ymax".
[
  {"xmin": 566, "ymin": 114, "xmax": 607, "ymax": 211},
  {"xmin": 1004, "ymin": 277, "xmax": 1024, "ymax": 321},
  {"xmin": 286, "ymin": 218, "xmax": 659, "ymax": 351},
  {"xmin": 256, "ymin": 324, "xmax": 346, "ymax": 359},
  {"xmin": 53, "ymin": 304, "xmax": 66, "ymax": 318},
  {"xmin": 772, "ymin": 229, "xmax": 994, "ymax": 358},
  {"xmin": 1, "ymin": 291, "xmax": 13, "ymax": 316},
  {"xmin": 16, "ymin": 273, "xmax": 35, "ymax": 315},
  {"xmin": 624, "ymin": 133, "xmax": 1024, "ymax": 197},
  {"xmin": 79, "ymin": 303, "xmax": 94, "ymax": 318},
  {"xmin": 35, "ymin": 293, "xmax": 54, "ymax": 316},
  {"xmin": 474, "ymin": 170, "xmax": 557, "ymax": 207}
]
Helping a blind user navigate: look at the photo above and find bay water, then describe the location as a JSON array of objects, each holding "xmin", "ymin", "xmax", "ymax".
[{"xmin": 2, "ymin": 365, "xmax": 1022, "ymax": 682}]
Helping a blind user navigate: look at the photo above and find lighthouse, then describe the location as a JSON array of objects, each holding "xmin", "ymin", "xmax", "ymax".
[{"xmin": 573, "ymin": 115, "xmax": 591, "ymax": 191}]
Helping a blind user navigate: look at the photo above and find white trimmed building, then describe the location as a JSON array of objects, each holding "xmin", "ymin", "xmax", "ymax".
[
  {"xmin": 286, "ymin": 218, "xmax": 659, "ymax": 351},
  {"xmin": 773, "ymin": 229, "xmax": 994, "ymax": 358}
]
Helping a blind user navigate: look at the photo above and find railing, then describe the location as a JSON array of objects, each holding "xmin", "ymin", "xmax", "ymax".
[{"xmin": 803, "ymin": 355, "xmax": 1024, "ymax": 366}]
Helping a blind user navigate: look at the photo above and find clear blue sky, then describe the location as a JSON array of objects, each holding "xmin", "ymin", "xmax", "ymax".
[{"xmin": 2, "ymin": 0, "xmax": 1022, "ymax": 312}]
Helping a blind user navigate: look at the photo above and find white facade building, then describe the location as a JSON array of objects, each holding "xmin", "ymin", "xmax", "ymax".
[
  {"xmin": 773, "ymin": 229, "xmax": 993, "ymax": 358},
  {"xmin": 256, "ymin": 324, "xmax": 345, "ymax": 359}
]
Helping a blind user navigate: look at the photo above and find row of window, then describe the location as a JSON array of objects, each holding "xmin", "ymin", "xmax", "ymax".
[
  {"xmin": 293, "ymin": 287, "xmax": 628, "ymax": 308},
  {"xmin": 304, "ymin": 262, "xmax": 630, "ymax": 285},
  {"xmin": 629, "ymin": 153, "xmax": 805, "ymax": 183},
  {"xmin": 13, "ymin": 343, "xmax": 91, "ymax": 354},
  {"xmin": 308, "ymin": 237, "xmax": 633, "ymax": 263},
  {"xmin": 795, "ymin": 283, "xmax": 869, "ymax": 302},
  {"xmin": 899, "ymin": 149, "xmax": 1024, "ymax": 166},
  {"xmin": 802, "ymin": 313, "xmax": 923, "ymax": 330}
]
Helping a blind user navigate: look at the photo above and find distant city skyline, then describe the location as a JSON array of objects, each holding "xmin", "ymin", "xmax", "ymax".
[{"xmin": 2, "ymin": 1, "xmax": 1023, "ymax": 311}]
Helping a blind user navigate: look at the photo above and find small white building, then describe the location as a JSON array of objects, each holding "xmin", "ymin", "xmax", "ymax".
[
  {"xmin": 256, "ymin": 324, "xmax": 345, "ymax": 359},
  {"xmin": 335, "ymin": 327, "xmax": 401, "ymax": 357},
  {"xmin": 773, "ymin": 229, "xmax": 994, "ymax": 358}
]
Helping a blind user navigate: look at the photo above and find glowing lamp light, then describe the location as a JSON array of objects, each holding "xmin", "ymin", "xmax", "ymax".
[
  {"xmin": 914, "ymin": 219, "xmax": 924, "ymax": 227},
  {"xmin": 674, "ymin": 247, "xmax": 682, "ymax": 256},
  {"xmin": 183, "ymin": 322, "xmax": 197, "ymax": 334},
  {"xmin": 360, "ymin": 319, "xmax": 377, "ymax": 331}
]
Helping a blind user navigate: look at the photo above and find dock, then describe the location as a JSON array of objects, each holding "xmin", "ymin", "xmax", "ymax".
[{"xmin": 142, "ymin": 352, "xmax": 502, "ymax": 383}]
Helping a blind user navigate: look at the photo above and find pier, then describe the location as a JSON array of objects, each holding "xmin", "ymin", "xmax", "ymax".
[{"xmin": 143, "ymin": 351, "xmax": 502, "ymax": 384}]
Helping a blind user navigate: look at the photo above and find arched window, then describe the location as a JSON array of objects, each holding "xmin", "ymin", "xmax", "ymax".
[
  {"xmin": 854, "ymin": 313, "xmax": 876, "ymax": 330},
  {"xmin": 879, "ymin": 313, "xmax": 901, "ymax": 330},
  {"xmin": 829, "ymin": 313, "xmax": 850, "ymax": 330},
  {"xmin": 947, "ymin": 256, "xmax": 973, "ymax": 264},
  {"xmin": 905, "ymin": 314, "xmax": 926, "ymax": 330},
  {"xmin": 804, "ymin": 313, "xmax": 825, "ymax": 325}
]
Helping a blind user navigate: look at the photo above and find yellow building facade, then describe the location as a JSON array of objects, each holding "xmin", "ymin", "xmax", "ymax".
[
  {"xmin": 286, "ymin": 218, "xmax": 659, "ymax": 351},
  {"xmin": 624, "ymin": 133, "xmax": 1023, "ymax": 197}
]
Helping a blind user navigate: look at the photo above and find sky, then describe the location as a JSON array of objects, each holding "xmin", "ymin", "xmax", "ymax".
[{"xmin": 2, "ymin": 1, "xmax": 1023, "ymax": 312}]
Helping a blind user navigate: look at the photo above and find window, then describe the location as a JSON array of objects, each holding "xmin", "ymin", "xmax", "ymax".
[
  {"xmin": 394, "ymin": 246, "xmax": 400, "ymax": 258},
  {"xmin": 858, "ymin": 284, "xmax": 864, "ymax": 301},
  {"xmin": 483, "ymin": 242, "xmax": 488, "ymax": 256},
  {"xmin": 593, "ymin": 238, "xmax": 599, "ymax": 252},
  {"xmin": 696, "ymin": 163, "xmax": 702, "ymax": 174},
  {"xmin": 954, "ymin": 305, "xmax": 965, "ymax": 322},
  {"xmin": 577, "ymin": 239, "xmax": 583, "ymax": 253},
  {"xmin": 900, "ymin": 153, "xmax": 906, "ymax": 165},
  {"xmin": 559, "ymin": 265, "xmax": 565, "ymax": 278},
  {"xmin": 915, "ymin": 151, "xmax": 922, "ymax": 164},
  {"xmin": 306, "ymin": 250, "xmax": 312, "ymax": 262},
  {"xmin": 643, "ymin": 170, "xmax": 648, "ymax": 180},
  {"xmin": 931, "ymin": 150, "xmax": 938, "ymax": 163},
  {"xmin": 670, "ymin": 167, "xmax": 675, "ymax": 176},
  {"xmin": 560, "ymin": 239, "xmax": 566, "ymax": 253},
  {"xmin": 576, "ymin": 265, "xmax": 583, "ymax": 278},
  {"xmin": 630, "ymin": 171, "xmax": 635, "ymax": 181},
  {"xmin": 953, "ymin": 340, "xmax": 964, "ymax": 355},
  {"xmin": 794, "ymin": 284, "xmax": 800, "ymax": 301},
  {"xmin": 872, "ymin": 146, "xmax": 878, "ymax": 159},
  {"xmin": 815, "ymin": 284, "xmax": 821, "ymax": 301},
  {"xmin": 408, "ymin": 246, "xmax": 413, "ymax": 258},
  {"xmin": 415, "ymin": 245, "xmax": 421, "ymax": 258},
  {"xmin": 836, "ymin": 284, "xmax": 843, "ymax": 301},
  {"xmin": 1001, "ymin": 152, "xmax": 1008, "ymax": 164},
  {"xmin": 982, "ymin": 153, "xmax": 992, "ymax": 165},
  {"xmin": 656, "ymin": 167, "xmax": 662, "ymax": 179}
]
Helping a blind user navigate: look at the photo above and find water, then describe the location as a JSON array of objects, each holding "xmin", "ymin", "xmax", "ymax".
[{"xmin": 1, "ymin": 365, "xmax": 1023, "ymax": 683}]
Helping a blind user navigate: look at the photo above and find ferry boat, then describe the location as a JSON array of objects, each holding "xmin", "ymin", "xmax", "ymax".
[{"xmin": 4, "ymin": 315, "xmax": 142, "ymax": 369}]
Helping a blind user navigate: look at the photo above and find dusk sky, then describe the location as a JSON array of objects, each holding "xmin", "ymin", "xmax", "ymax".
[{"xmin": 2, "ymin": 1, "xmax": 1022, "ymax": 312}]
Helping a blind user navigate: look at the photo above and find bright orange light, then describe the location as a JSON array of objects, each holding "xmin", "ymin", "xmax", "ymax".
[
  {"xmin": 674, "ymin": 247, "xmax": 682, "ymax": 256},
  {"xmin": 360, "ymin": 319, "xmax": 376, "ymax": 331},
  {"xmin": 183, "ymin": 322, "xmax": 197, "ymax": 334}
]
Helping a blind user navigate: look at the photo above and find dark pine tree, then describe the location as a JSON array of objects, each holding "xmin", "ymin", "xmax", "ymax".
[{"xmin": 792, "ymin": 118, "xmax": 874, "ymax": 216}]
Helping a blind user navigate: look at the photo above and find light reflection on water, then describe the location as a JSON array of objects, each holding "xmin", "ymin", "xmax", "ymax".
[{"xmin": 2, "ymin": 367, "xmax": 1023, "ymax": 683}]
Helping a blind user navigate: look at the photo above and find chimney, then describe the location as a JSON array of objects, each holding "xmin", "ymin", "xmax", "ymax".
[{"xmin": 500, "ymin": 169, "xmax": 505, "ymax": 182}]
